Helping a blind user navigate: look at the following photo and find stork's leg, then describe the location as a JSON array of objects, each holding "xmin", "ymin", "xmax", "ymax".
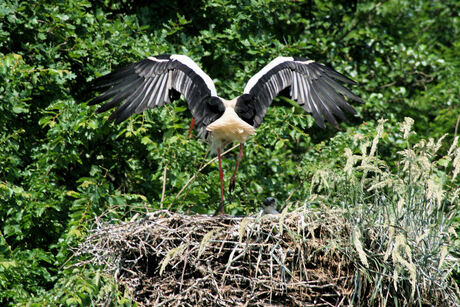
[
  {"xmin": 216, "ymin": 147, "xmax": 225, "ymax": 215},
  {"xmin": 187, "ymin": 118, "xmax": 195, "ymax": 139},
  {"xmin": 229, "ymin": 143, "xmax": 243, "ymax": 193}
]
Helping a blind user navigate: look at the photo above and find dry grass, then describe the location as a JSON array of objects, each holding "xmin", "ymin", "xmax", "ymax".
[{"xmin": 310, "ymin": 118, "xmax": 459, "ymax": 306}]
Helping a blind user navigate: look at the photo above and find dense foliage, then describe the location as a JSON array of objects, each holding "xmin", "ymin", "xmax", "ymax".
[{"xmin": 0, "ymin": 0, "xmax": 458, "ymax": 304}]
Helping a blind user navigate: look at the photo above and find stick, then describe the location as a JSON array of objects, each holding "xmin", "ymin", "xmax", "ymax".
[
  {"xmin": 160, "ymin": 164, "xmax": 168, "ymax": 208},
  {"xmin": 454, "ymin": 114, "xmax": 460, "ymax": 140},
  {"xmin": 167, "ymin": 144, "xmax": 240, "ymax": 210}
]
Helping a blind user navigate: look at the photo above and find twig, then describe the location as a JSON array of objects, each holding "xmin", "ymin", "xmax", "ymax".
[
  {"xmin": 177, "ymin": 150, "xmax": 209, "ymax": 209},
  {"xmin": 454, "ymin": 114, "xmax": 460, "ymax": 140},
  {"xmin": 167, "ymin": 144, "xmax": 240, "ymax": 210},
  {"xmin": 160, "ymin": 164, "xmax": 168, "ymax": 208},
  {"xmin": 180, "ymin": 235, "xmax": 191, "ymax": 291}
]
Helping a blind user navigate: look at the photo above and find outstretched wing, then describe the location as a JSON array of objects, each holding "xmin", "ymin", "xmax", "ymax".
[
  {"xmin": 236, "ymin": 56, "xmax": 362, "ymax": 128},
  {"xmin": 89, "ymin": 54, "xmax": 224, "ymax": 129}
]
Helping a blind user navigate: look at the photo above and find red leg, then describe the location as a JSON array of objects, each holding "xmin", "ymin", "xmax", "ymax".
[
  {"xmin": 187, "ymin": 118, "xmax": 195, "ymax": 139},
  {"xmin": 217, "ymin": 147, "xmax": 225, "ymax": 215},
  {"xmin": 229, "ymin": 143, "xmax": 243, "ymax": 193}
]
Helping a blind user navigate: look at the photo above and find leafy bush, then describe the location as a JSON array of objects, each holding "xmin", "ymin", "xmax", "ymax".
[{"xmin": 0, "ymin": 0, "xmax": 458, "ymax": 304}]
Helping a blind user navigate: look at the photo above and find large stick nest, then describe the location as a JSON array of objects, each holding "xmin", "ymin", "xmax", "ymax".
[
  {"xmin": 76, "ymin": 207, "xmax": 458, "ymax": 306},
  {"xmin": 78, "ymin": 208, "xmax": 357, "ymax": 306}
]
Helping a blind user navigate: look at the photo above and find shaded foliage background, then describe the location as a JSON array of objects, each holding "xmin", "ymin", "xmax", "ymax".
[{"xmin": 0, "ymin": 0, "xmax": 458, "ymax": 304}]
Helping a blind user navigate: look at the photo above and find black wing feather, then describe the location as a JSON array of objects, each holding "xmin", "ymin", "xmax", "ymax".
[
  {"xmin": 238, "ymin": 57, "xmax": 362, "ymax": 128},
  {"xmin": 88, "ymin": 55, "xmax": 223, "ymax": 130}
]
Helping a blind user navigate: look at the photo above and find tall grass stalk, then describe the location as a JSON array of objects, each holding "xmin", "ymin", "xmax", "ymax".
[{"xmin": 310, "ymin": 118, "xmax": 459, "ymax": 305}]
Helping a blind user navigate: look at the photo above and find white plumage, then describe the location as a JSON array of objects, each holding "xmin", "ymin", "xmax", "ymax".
[{"xmin": 206, "ymin": 98, "xmax": 256, "ymax": 154}]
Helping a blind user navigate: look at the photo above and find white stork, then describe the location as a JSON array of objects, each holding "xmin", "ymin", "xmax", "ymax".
[{"xmin": 89, "ymin": 54, "xmax": 362, "ymax": 215}]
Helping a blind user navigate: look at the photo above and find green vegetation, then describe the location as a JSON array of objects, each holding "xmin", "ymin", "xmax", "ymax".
[{"xmin": 0, "ymin": 0, "xmax": 458, "ymax": 304}]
